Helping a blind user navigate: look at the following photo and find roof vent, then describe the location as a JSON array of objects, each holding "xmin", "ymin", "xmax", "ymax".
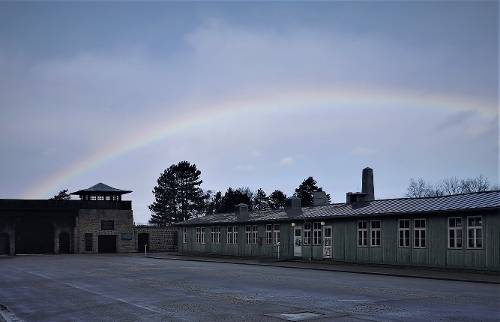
[{"xmin": 235, "ymin": 203, "xmax": 249, "ymax": 222}]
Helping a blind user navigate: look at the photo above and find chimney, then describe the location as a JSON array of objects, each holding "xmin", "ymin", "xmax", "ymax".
[
  {"xmin": 362, "ymin": 167, "xmax": 375, "ymax": 201},
  {"xmin": 285, "ymin": 196, "xmax": 302, "ymax": 217},
  {"xmin": 313, "ymin": 191, "xmax": 328, "ymax": 206},
  {"xmin": 346, "ymin": 192, "xmax": 367, "ymax": 204},
  {"xmin": 235, "ymin": 203, "xmax": 249, "ymax": 222}
]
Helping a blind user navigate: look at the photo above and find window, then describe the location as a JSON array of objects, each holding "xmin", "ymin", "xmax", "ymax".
[
  {"xmin": 273, "ymin": 224, "xmax": 280, "ymax": 245},
  {"xmin": 183, "ymin": 228, "xmax": 187, "ymax": 244},
  {"xmin": 227, "ymin": 226, "xmax": 233, "ymax": 244},
  {"xmin": 101, "ymin": 220, "xmax": 114, "ymax": 230},
  {"xmin": 448, "ymin": 217, "xmax": 463, "ymax": 249},
  {"xmin": 196, "ymin": 227, "xmax": 201, "ymax": 243},
  {"xmin": 467, "ymin": 216, "xmax": 482, "ymax": 249},
  {"xmin": 398, "ymin": 219, "xmax": 410, "ymax": 247},
  {"xmin": 370, "ymin": 220, "xmax": 381, "ymax": 246},
  {"xmin": 211, "ymin": 227, "xmax": 220, "ymax": 244},
  {"xmin": 227, "ymin": 226, "xmax": 238, "ymax": 244},
  {"xmin": 414, "ymin": 219, "xmax": 426, "ymax": 248},
  {"xmin": 358, "ymin": 221, "xmax": 368, "ymax": 247},
  {"xmin": 201, "ymin": 227, "xmax": 206, "ymax": 244},
  {"xmin": 304, "ymin": 223, "xmax": 311, "ymax": 245},
  {"xmin": 313, "ymin": 222, "xmax": 322, "ymax": 245},
  {"xmin": 246, "ymin": 226, "xmax": 252, "ymax": 244},
  {"xmin": 84, "ymin": 233, "xmax": 93, "ymax": 251},
  {"xmin": 97, "ymin": 195, "xmax": 105, "ymax": 201},
  {"xmin": 246, "ymin": 225, "xmax": 258, "ymax": 244},
  {"xmin": 266, "ymin": 224, "xmax": 273, "ymax": 244}
]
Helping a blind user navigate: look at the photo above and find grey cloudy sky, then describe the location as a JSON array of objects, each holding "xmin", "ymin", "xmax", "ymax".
[{"xmin": 0, "ymin": 1, "xmax": 498, "ymax": 223}]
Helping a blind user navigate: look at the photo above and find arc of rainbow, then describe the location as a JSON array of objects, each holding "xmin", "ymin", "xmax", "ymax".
[{"xmin": 25, "ymin": 86, "xmax": 497, "ymax": 198}]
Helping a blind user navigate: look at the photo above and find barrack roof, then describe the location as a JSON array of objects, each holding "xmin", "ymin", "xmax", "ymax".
[
  {"xmin": 70, "ymin": 183, "xmax": 132, "ymax": 195},
  {"xmin": 177, "ymin": 190, "xmax": 500, "ymax": 226}
]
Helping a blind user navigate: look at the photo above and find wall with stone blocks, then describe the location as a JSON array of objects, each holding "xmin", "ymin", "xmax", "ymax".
[
  {"xmin": 77, "ymin": 209, "xmax": 135, "ymax": 253},
  {"xmin": 134, "ymin": 226, "xmax": 177, "ymax": 252}
]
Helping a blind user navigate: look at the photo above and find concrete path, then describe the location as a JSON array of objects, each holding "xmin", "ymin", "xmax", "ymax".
[{"xmin": 0, "ymin": 255, "xmax": 499, "ymax": 322}]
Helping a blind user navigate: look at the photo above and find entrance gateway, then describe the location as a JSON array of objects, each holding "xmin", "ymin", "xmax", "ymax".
[{"xmin": 98, "ymin": 235, "xmax": 117, "ymax": 253}]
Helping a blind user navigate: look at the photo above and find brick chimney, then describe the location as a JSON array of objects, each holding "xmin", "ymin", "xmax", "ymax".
[
  {"xmin": 235, "ymin": 203, "xmax": 249, "ymax": 222},
  {"xmin": 285, "ymin": 196, "xmax": 302, "ymax": 217},
  {"xmin": 313, "ymin": 191, "xmax": 328, "ymax": 206},
  {"xmin": 346, "ymin": 167, "xmax": 375, "ymax": 204},
  {"xmin": 362, "ymin": 167, "xmax": 375, "ymax": 201}
]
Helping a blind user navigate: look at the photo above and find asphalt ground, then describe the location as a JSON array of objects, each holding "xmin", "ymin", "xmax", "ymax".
[{"xmin": 0, "ymin": 254, "xmax": 499, "ymax": 322}]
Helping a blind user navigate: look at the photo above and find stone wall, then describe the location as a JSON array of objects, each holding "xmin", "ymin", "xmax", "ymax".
[
  {"xmin": 77, "ymin": 209, "xmax": 135, "ymax": 253},
  {"xmin": 134, "ymin": 226, "xmax": 177, "ymax": 252}
]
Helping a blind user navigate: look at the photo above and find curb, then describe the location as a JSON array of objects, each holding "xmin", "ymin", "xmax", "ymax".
[{"xmin": 146, "ymin": 255, "xmax": 500, "ymax": 285}]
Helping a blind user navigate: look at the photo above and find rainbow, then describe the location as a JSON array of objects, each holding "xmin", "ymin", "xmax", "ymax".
[{"xmin": 24, "ymin": 85, "xmax": 497, "ymax": 198}]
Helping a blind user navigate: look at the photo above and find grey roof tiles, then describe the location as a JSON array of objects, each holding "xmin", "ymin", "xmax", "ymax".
[{"xmin": 178, "ymin": 190, "xmax": 500, "ymax": 226}]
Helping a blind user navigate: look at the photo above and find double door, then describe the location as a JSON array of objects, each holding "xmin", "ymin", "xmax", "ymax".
[{"xmin": 293, "ymin": 225, "xmax": 333, "ymax": 259}]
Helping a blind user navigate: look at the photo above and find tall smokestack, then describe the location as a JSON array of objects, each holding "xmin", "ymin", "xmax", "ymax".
[{"xmin": 362, "ymin": 167, "xmax": 374, "ymax": 201}]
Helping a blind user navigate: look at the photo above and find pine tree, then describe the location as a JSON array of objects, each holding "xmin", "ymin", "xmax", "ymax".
[
  {"xmin": 269, "ymin": 190, "xmax": 287, "ymax": 209},
  {"xmin": 149, "ymin": 161, "xmax": 204, "ymax": 226},
  {"xmin": 51, "ymin": 189, "xmax": 71, "ymax": 200},
  {"xmin": 294, "ymin": 177, "xmax": 331, "ymax": 207},
  {"xmin": 252, "ymin": 188, "xmax": 269, "ymax": 211},
  {"xmin": 215, "ymin": 187, "xmax": 253, "ymax": 213}
]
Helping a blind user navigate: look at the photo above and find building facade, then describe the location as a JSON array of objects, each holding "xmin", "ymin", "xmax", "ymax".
[
  {"xmin": 177, "ymin": 169, "xmax": 500, "ymax": 271},
  {"xmin": 0, "ymin": 183, "xmax": 177, "ymax": 255}
]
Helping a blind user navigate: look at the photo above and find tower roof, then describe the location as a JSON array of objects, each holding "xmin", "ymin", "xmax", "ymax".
[{"xmin": 70, "ymin": 183, "xmax": 132, "ymax": 195}]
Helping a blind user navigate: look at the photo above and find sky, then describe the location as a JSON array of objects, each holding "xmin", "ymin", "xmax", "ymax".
[{"xmin": 0, "ymin": 1, "xmax": 498, "ymax": 224}]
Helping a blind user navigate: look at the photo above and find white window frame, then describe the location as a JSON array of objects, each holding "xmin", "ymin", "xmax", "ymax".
[
  {"xmin": 211, "ymin": 226, "xmax": 220, "ymax": 244},
  {"xmin": 448, "ymin": 217, "xmax": 463, "ymax": 249},
  {"xmin": 246, "ymin": 226, "xmax": 252, "ymax": 244},
  {"xmin": 183, "ymin": 227, "xmax": 187, "ymax": 244},
  {"xmin": 303, "ymin": 223, "xmax": 311, "ymax": 245},
  {"xmin": 414, "ymin": 219, "xmax": 426, "ymax": 248},
  {"xmin": 196, "ymin": 227, "xmax": 201, "ymax": 244},
  {"xmin": 357, "ymin": 220, "xmax": 368, "ymax": 247},
  {"xmin": 467, "ymin": 216, "xmax": 483, "ymax": 249},
  {"xmin": 273, "ymin": 224, "xmax": 280, "ymax": 245},
  {"xmin": 252, "ymin": 225, "xmax": 258, "ymax": 244},
  {"xmin": 370, "ymin": 220, "xmax": 381, "ymax": 247},
  {"xmin": 312, "ymin": 222, "xmax": 322, "ymax": 245},
  {"xmin": 398, "ymin": 219, "xmax": 410, "ymax": 248},
  {"xmin": 200, "ymin": 227, "xmax": 206, "ymax": 244},
  {"xmin": 266, "ymin": 224, "xmax": 273, "ymax": 244},
  {"xmin": 226, "ymin": 226, "xmax": 233, "ymax": 244}
]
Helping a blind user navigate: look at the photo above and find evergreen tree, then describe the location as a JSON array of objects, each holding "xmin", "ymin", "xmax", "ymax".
[
  {"xmin": 269, "ymin": 190, "xmax": 287, "ymax": 209},
  {"xmin": 215, "ymin": 187, "xmax": 253, "ymax": 213},
  {"xmin": 149, "ymin": 161, "xmax": 204, "ymax": 226},
  {"xmin": 252, "ymin": 188, "xmax": 269, "ymax": 211},
  {"xmin": 201, "ymin": 190, "xmax": 222, "ymax": 216},
  {"xmin": 51, "ymin": 189, "xmax": 71, "ymax": 200},
  {"xmin": 294, "ymin": 177, "xmax": 331, "ymax": 207}
]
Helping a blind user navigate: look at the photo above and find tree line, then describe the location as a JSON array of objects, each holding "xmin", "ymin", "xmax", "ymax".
[
  {"xmin": 405, "ymin": 175, "xmax": 497, "ymax": 198},
  {"xmin": 149, "ymin": 161, "xmax": 330, "ymax": 226}
]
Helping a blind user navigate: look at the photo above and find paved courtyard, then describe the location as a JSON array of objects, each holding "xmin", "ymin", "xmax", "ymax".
[{"xmin": 0, "ymin": 255, "xmax": 498, "ymax": 322}]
